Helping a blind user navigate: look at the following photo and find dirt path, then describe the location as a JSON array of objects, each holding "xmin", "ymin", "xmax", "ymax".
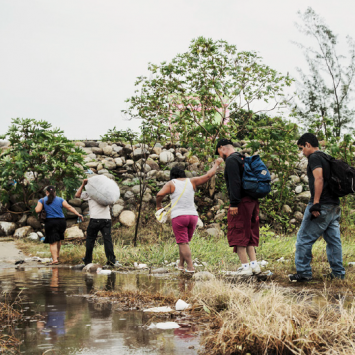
[{"xmin": 0, "ymin": 240, "xmax": 24, "ymax": 268}]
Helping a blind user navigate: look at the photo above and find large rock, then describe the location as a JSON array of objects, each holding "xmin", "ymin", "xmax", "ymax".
[
  {"xmin": 297, "ymin": 191, "xmax": 311, "ymax": 202},
  {"xmin": 66, "ymin": 207, "xmax": 82, "ymax": 218},
  {"xmin": 153, "ymin": 147, "xmax": 162, "ymax": 155},
  {"xmin": 0, "ymin": 222, "xmax": 17, "ymax": 236},
  {"xmin": 142, "ymin": 193, "xmax": 152, "ymax": 202},
  {"xmin": 112, "ymin": 204, "xmax": 124, "ymax": 217},
  {"xmin": 124, "ymin": 191, "xmax": 135, "ymax": 200},
  {"xmin": 289, "ymin": 175, "xmax": 301, "ymax": 184},
  {"xmin": 69, "ymin": 198, "xmax": 82, "ymax": 207},
  {"xmin": 188, "ymin": 156, "xmax": 199, "ymax": 164},
  {"xmin": 282, "ymin": 205, "xmax": 292, "ymax": 214},
  {"xmin": 92, "ymin": 147, "xmax": 103, "ymax": 155},
  {"xmin": 133, "ymin": 148, "xmax": 149, "ymax": 159},
  {"xmin": 86, "ymin": 162, "xmax": 99, "ymax": 168},
  {"xmin": 103, "ymin": 146, "xmax": 113, "ymax": 156},
  {"xmin": 14, "ymin": 226, "xmax": 34, "ymax": 239},
  {"xmin": 64, "ymin": 226, "xmax": 84, "ymax": 239},
  {"xmin": 156, "ymin": 171, "xmax": 170, "ymax": 181},
  {"xmin": 119, "ymin": 211, "xmax": 136, "ymax": 227},
  {"xmin": 103, "ymin": 161, "xmax": 116, "ymax": 170},
  {"xmin": 18, "ymin": 214, "xmax": 27, "ymax": 226},
  {"xmin": 295, "ymin": 185, "xmax": 303, "ymax": 194},
  {"xmin": 160, "ymin": 151, "xmax": 174, "ymax": 163},
  {"xmin": 27, "ymin": 216, "xmax": 42, "ymax": 230},
  {"xmin": 0, "ymin": 213, "xmax": 13, "ymax": 222},
  {"xmin": 206, "ymin": 228, "xmax": 220, "ymax": 238},
  {"xmin": 28, "ymin": 232, "xmax": 39, "ymax": 241},
  {"xmin": 294, "ymin": 212, "xmax": 304, "ymax": 222},
  {"xmin": 10, "ymin": 202, "xmax": 27, "ymax": 213},
  {"xmin": 75, "ymin": 141, "xmax": 85, "ymax": 147},
  {"xmin": 85, "ymin": 141, "xmax": 99, "ymax": 147},
  {"xmin": 114, "ymin": 158, "xmax": 123, "ymax": 167},
  {"xmin": 82, "ymin": 263, "xmax": 102, "ymax": 273}
]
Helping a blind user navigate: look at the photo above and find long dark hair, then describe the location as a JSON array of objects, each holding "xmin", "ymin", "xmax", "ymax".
[
  {"xmin": 45, "ymin": 186, "xmax": 56, "ymax": 205},
  {"xmin": 170, "ymin": 167, "xmax": 186, "ymax": 180}
]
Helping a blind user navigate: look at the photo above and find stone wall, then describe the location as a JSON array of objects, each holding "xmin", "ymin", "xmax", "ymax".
[{"xmin": 0, "ymin": 140, "xmax": 311, "ymax": 240}]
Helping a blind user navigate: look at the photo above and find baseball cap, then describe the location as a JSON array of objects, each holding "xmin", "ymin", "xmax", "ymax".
[{"xmin": 215, "ymin": 138, "xmax": 233, "ymax": 155}]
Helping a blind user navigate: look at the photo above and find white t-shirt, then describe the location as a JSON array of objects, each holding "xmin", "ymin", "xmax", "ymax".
[{"xmin": 81, "ymin": 191, "xmax": 111, "ymax": 220}]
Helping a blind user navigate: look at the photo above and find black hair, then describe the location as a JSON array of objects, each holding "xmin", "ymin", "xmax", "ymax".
[
  {"xmin": 45, "ymin": 185, "xmax": 56, "ymax": 205},
  {"xmin": 170, "ymin": 167, "xmax": 186, "ymax": 180},
  {"xmin": 297, "ymin": 133, "xmax": 319, "ymax": 148}
]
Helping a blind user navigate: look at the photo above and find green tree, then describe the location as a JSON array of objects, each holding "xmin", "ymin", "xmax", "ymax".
[
  {"xmin": 294, "ymin": 7, "xmax": 355, "ymax": 137},
  {"xmin": 124, "ymin": 37, "xmax": 293, "ymax": 160},
  {"xmin": 0, "ymin": 118, "xmax": 86, "ymax": 208}
]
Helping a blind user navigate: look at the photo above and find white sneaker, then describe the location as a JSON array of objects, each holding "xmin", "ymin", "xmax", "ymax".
[
  {"xmin": 251, "ymin": 264, "xmax": 261, "ymax": 274},
  {"xmin": 235, "ymin": 267, "xmax": 253, "ymax": 276}
]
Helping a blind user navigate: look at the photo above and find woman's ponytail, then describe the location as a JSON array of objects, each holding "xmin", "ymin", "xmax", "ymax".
[{"xmin": 45, "ymin": 186, "xmax": 56, "ymax": 205}]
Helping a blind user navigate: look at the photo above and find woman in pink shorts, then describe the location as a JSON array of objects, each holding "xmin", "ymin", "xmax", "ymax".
[{"xmin": 156, "ymin": 159, "xmax": 223, "ymax": 273}]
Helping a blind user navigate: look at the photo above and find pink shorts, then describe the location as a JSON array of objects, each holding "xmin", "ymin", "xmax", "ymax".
[{"xmin": 172, "ymin": 215, "xmax": 199, "ymax": 244}]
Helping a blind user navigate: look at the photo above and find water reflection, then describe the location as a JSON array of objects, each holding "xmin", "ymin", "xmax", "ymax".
[{"xmin": 0, "ymin": 268, "xmax": 199, "ymax": 354}]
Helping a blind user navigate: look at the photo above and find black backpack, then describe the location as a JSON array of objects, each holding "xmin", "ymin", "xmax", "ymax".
[{"xmin": 318, "ymin": 152, "xmax": 355, "ymax": 197}]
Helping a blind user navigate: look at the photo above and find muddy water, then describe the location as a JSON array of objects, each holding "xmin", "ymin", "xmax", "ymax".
[{"xmin": 0, "ymin": 268, "xmax": 199, "ymax": 354}]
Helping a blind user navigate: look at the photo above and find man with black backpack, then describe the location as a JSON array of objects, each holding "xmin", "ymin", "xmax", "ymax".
[
  {"xmin": 289, "ymin": 133, "xmax": 345, "ymax": 282},
  {"xmin": 215, "ymin": 139, "xmax": 262, "ymax": 276}
]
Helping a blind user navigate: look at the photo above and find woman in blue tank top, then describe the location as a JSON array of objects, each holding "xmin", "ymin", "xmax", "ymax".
[{"xmin": 35, "ymin": 186, "xmax": 84, "ymax": 265}]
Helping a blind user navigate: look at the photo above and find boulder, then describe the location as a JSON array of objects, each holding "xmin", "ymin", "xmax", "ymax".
[
  {"xmin": 0, "ymin": 222, "xmax": 17, "ymax": 236},
  {"xmin": 81, "ymin": 147, "xmax": 93, "ymax": 154},
  {"xmin": 119, "ymin": 211, "xmax": 136, "ymax": 227},
  {"xmin": 10, "ymin": 202, "xmax": 27, "ymax": 213},
  {"xmin": 85, "ymin": 141, "xmax": 99, "ymax": 147},
  {"xmin": 92, "ymin": 147, "xmax": 103, "ymax": 155},
  {"xmin": 26, "ymin": 216, "xmax": 42, "ymax": 230},
  {"xmin": 82, "ymin": 263, "xmax": 102, "ymax": 273},
  {"xmin": 0, "ymin": 213, "xmax": 13, "ymax": 222},
  {"xmin": 156, "ymin": 171, "xmax": 170, "ymax": 181},
  {"xmin": 99, "ymin": 142, "xmax": 108, "ymax": 149},
  {"xmin": 124, "ymin": 191, "xmax": 135, "ymax": 200},
  {"xmin": 14, "ymin": 226, "xmax": 34, "ymax": 239},
  {"xmin": 18, "ymin": 214, "xmax": 27, "ymax": 226},
  {"xmin": 133, "ymin": 148, "xmax": 149, "ymax": 159},
  {"xmin": 142, "ymin": 193, "xmax": 152, "ymax": 202},
  {"xmin": 160, "ymin": 151, "xmax": 174, "ymax": 163},
  {"xmin": 206, "ymin": 228, "xmax": 220, "ymax": 238},
  {"xmin": 66, "ymin": 207, "xmax": 82, "ymax": 218},
  {"xmin": 294, "ymin": 212, "xmax": 304, "ymax": 222},
  {"xmin": 86, "ymin": 162, "xmax": 99, "ymax": 168},
  {"xmin": 131, "ymin": 185, "xmax": 141, "ymax": 194},
  {"xmin": 103, "ymin": 161, "xmax": 116, "ymax": 170},
  {"xmin": 296, "ymin": 191, "xmax": 311, "ymax": 202},
  {"xmin": 295, "ymin": 185, "xmax": 303, "ymax": 194},
  {"xmin": 112, "ymin": 204, "xmax": 124, "ymax": 218},
  {"xmin": 282, "ymin": 205, "xmax": 292, "ymax": 214},
  {"xmin": 153, "ymin": 147, "xmax": 162, "ymax": 155},
  {"xmin": 64, "ymin": 226, "xmax": 84, "ymax": 239},
  {"xmin": 196, "ymin": 218, "xmax": 204, "ymax": 229},
  {"xmin": 28, "ymin": 232, "xmax": 39, "ymax": 241},
  {"xmin": 114, "ymin": 158, "xmax": 123, "ymax": 167},
  {"xmin": 113, "ymin": 146, "xmax": 123, "ymax": 154},
  {"xmin": 147, "ymin": 170, "xmax": 158, "ymax": 178},
  {"xmin": 115, "ymin": 199, "xmax": 125, "ymax": 206},
  {"xmin": 188, "ymin": 156, "xmax": 199, "ymax": 164},
  {"xmin": 103, "ymin": 146, "xmax": 113, "ymax": 156},
  {"xmin": 75, "ymin": 141, "xmax": 85, "ymax": 147},
  {"xmin": 146, "ymin": 160, "xmax": 159, "ymax": 171},
  {"xmin": 69, "ymin": 198, "xmax": 82, "ymax": 207},
  {"xmin": 98, "ymin": 168, "xmax": 109, "ymax": 175},
  {"xmin": 168, "ymin": 162, "xmax": 186, "ymax": 170},
  {"xmin": 289, "ymin": 175, "xmax": 301, "ymax": 184}
]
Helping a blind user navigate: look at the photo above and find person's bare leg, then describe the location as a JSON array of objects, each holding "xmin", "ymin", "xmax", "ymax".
[
  {"xmin": 49, "ymin": 243, "xmax": 58, "ymax": 263},
  {"xmin": 236, "ymin": 246, "xmax": 248, "ymax": 264},
  {"xmin": 57, "ymin": 241, "xmax": 61, "ymax": 260},
  {"xmin": 179, "ymin": 244, "xmax": 194, "ymax": 271},
  {"xmin": 178, "ymin": 247, "xmax": 184, "ymax": 270},
  {"xmin": 246, "ymin": 246, "xmax": 256, "ymax": 262}
]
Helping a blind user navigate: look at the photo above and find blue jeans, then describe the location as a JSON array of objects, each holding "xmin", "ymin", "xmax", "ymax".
[{"xmin": 295, "ymin": 203, "xmax": 345, "ymax": 277}]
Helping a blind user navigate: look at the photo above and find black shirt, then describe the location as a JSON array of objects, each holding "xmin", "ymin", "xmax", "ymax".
[
  {"xmin": 224, "ymin": 153, "xmax": 246, "ymax": 207},
  {"xmin": 307, "ymin": 151, "xmax": 340, "ymax": 205}
]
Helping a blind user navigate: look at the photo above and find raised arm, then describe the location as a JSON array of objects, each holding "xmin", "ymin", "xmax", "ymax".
[
  {"xmin": 75, "ymin": 179, "xmax": 88, "ymax": 198},
  {"xmin": 35, "ymin": 199, "xmax": 43, "ymax": 213},
  {"xmin": 190, "ymin": 158, "xmax": 223, "ymax": 189}
]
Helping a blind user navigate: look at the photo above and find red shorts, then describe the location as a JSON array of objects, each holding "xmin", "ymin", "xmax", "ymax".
[
  {"xmin": 227, "ymin": 197, "xmax": 259, "ymax": 251},
  {"xmin": 172, "ymin": 215, "xmax": 198, "ymax": 244}
]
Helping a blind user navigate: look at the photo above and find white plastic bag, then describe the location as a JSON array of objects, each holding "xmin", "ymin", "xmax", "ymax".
[
  {"xmin": 155, "ymin": 207, "xmax": 169, "ymax": 223},
  {"xmin": 86, "ymin": 175, "xmax": 120, "ymax": 206}
]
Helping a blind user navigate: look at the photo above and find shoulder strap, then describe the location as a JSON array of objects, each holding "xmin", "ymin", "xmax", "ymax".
[{"xmin": 166, "ymin": 179, "xmax": 188, "ymax": 214}]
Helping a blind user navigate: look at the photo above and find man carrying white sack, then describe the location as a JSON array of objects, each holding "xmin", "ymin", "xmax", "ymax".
[{"xmin": 75, "ymin": 179, "xmax": 117, "ymax": 267}]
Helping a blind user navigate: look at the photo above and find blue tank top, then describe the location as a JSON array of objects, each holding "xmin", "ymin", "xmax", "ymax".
[{"xmin": 41, "ymin": 196, "xmax": 65, "ymax": 218}]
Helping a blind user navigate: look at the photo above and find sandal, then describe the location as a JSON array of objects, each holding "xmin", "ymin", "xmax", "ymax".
[
  {"xmin": 184, "ymin": 269, "xmax": 195, "ymax": 274},
  {"xmin": 176, "ymin": 266, "xmax": 185, "ymax": 271},
  {"xmin": 48, "ymin": 261, "xmax": 60, "ymax": 265}
]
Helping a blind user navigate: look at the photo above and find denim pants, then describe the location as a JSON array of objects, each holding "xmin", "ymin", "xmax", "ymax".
[
  {"xmin": 84, "ymin": 219, "xmax": 116, "ymax": 265},
  {"xmin": 295, "ymin": 203, "xmax": 345, "ymax": 277}
]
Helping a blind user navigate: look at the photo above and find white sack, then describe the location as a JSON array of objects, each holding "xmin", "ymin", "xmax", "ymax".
[{"xmin": 86, "ymin": 175, "xmax": 120, "ymax": 206}]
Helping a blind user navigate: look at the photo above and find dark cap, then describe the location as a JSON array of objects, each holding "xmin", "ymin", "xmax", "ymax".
[{"xmin": 215, "ymin": 138, "xmax": 233, "ymax": 155}]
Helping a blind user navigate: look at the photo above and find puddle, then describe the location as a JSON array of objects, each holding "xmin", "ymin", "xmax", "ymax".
[{"xmin": 0, "ymin": 268, "xmax": 200, "ymax": 354}]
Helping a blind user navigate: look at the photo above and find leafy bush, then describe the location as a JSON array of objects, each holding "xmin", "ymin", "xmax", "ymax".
[{"xmin": 0, "ymin": 118, "xmax": 86, "ymax": 207}]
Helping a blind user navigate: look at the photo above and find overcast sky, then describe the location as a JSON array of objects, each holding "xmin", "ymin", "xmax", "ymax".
[{"xmin": 0, "ymin": 1, "xmax": 354, "ymax": 140}]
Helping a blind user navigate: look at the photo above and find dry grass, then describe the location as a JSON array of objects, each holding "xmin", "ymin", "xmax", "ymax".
[
  {"xmin": 192, "ymin": 279, "xmax": 355, "ymax": 355},
  {"xmin": 0, "ymin": 296, "xmax": 23, "ymax": 355}
]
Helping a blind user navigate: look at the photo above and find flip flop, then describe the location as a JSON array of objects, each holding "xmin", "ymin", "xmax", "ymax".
[
  {"xmin": 176, "ymin": 266, "xmax": 185, "ymax": 271},
  {"xmin": 48, "ymin": 261, "xmax": 60, "ymax": 265},
  {"xmin": 184, "ymin": 269, "xmax": 195, "ymax": 274}
]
